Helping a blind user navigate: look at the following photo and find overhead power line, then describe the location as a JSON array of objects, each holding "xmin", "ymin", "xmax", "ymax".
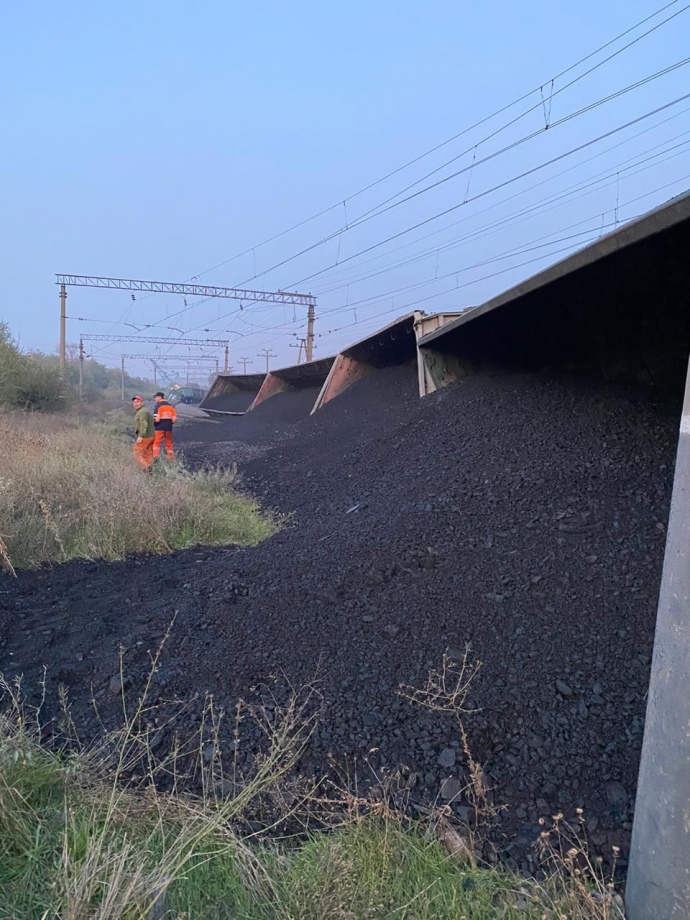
[
  {"xmin": 185, "ymin": 61, "xmax": 686, "ymax": 309},
  {"xmin": 83, "ymin": 1, "xmax": 690, "ymax": 367},
  {"xmin": 346, "ymin": 3, "xmax": 690, "ymax": 225},
  {"xmin": 254, "ymin": 57, "xmax": 690, "ymax": 291},
  {"xmin": 309, "ymin": 110, "xmax": 690, "ymax": 292},
  {"xmin": 57, "ymin": 275, "xmax": 315, "ymax": 369},
  {"xmin": 257, "ymin": 348, "xmax": 277, "ymax": 372},
  {"xmin": 320, "ymin": 176, "xmax": 690, "ymax": 335},
  {"xmin": 310, "ymin": 132, "xmax": 690, "ymax": 296},
  {"xmin": 94, "ymin": 2, "xmax": 689, "ymax": 356},
  {"xmin": 287, "ymin": 91, "xmax": 690, "ymax": 290},
  {"xmin": 184, "ymin": 0, "xmax": 687, "ymax": 284},
  {"xmin": 119, "ymin": 354, "xmax": 221, "ymax": 361},
  {"xmin": 242, "ymin": 173, "xmax": 688, "ymax": 355}
]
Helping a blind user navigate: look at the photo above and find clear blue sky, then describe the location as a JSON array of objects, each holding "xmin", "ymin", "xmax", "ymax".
[{"xmin": 1, "ymin": 0, "xmax": 689, "ymax": 377}]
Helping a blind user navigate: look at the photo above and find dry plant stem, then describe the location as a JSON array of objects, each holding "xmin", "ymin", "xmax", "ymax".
[
  {"xmin": 400, "ymin": 647, "xmax": 494, "ymax": 821},
  {"xmin": 0, "ymin": 534, "xmax": 15, "ymax": 576},
  {"xmin": 537, "ymin": 811, "xmax": 625, "ymax": 919},
  {"xmin": 231, "ymin": 689, "xmax": 320, "ymax": 832}
]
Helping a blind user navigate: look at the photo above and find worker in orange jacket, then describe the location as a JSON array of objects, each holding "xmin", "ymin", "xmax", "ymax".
[{"xmin": 153, "ymin": 391, "xmax": 177, "ymax": 460}]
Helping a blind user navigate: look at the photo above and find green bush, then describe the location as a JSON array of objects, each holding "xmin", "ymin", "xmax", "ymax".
[
  {"xmin": 0, "ymin": 321, "xmax": 24, "ymax": 406},
  {"xmin": 13, "ymin": 360, "xmax": 68, "ymax": 411},
  {"xmin": 0, "ymin": 322, "xmax": 68, "ymax": 411}
]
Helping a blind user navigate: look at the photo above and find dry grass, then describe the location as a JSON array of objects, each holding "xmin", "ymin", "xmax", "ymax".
[{"xmin": 0, "ymin": 411, "xmax": 276, "ymax": 570}]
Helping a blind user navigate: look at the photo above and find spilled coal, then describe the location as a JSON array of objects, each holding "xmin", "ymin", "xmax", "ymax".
[
  {"xmin": 200, "ymin": 389, "xmax": 257, "ymax": 413},
  {"xmin": 0, "ymin": 364, "xmax": 679, "ymax": 872}
]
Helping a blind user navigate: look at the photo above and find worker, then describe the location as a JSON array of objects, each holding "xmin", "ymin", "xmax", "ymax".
[
  {"xmin": 153, "ymin": 391, "xmax": 177, "ymax": 461},
  {"xmin": 131, "ymin": 395, "xmax": 155, "ymax": 471}
]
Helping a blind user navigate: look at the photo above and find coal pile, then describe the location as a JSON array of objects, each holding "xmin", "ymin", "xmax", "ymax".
[
  {"xmin": 0, "ymin": 367, "xmax": 679, "ymax": 872},
  {"xmin": 201, "ymin": 390, "xmax": 257, "ymax": 413},
  {"xmin": 177, "ymin": 384, "xmax": 327, "ymax": 466},
  {"xmin": 255, "ymin": 387, "xmax": 321, "ymax": 422},
  {"xmin": 177, "ymin": 363, "xmax": 418, "ymax": 465}
]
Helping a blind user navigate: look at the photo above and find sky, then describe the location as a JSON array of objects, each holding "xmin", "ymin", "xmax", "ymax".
[{"xmin": 1, "ymin": 0, "xmax": 689, "ymax": 380}]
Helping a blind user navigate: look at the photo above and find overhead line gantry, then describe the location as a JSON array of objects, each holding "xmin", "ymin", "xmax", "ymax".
[
  {"xmin": 118, "ymin": 354, "xmax": 222, "ymax": 361},
  {"xmin": 111, "ymin": 352, "xmax": 223, "ymax": 392},
  {"xmin": 81, "ymin": 334, "xmax": 228, "ymax": 346},
  {"xmin": 80, "ymin": 332, "xmax": 229, "ymax": 373},
  {"xmin": 57, "ymin": 273, "xmax": 317, "ymax": 371}
]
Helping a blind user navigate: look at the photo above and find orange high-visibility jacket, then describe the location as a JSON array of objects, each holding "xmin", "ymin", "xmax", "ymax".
[{"xmin": 154, "ymin": 400, "xmax": 177, "ymax": 431}]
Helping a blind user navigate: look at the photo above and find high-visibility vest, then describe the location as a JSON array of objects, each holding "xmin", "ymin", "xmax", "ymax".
[{"xmin": 154, "ymin": 401, "xmax": 177, "ymax": 430}]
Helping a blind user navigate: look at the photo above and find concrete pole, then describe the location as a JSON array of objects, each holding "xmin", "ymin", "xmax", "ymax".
[
  {"xmin": 224, "ymin": 344, "xmax": 229, "ymax": 372},
  {"xmin": 78, "ymin": 339, "xmax": 84, "ymax": 401},
  {"xmin": 626, "ymin": 359, "xmax": 690, "ymax": 918},
  {"xmin": 121, "ymin": 356, "xmax": 125, "ymax": 401},
  {"xmin": 306, "ymin": 302, "xmax": 315, "ymax": 362},
  {"xmin": 59, "ymin": 284, "xmax": 67, "ymax": 373}
]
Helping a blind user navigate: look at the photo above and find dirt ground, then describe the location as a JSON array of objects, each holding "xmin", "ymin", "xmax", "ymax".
[{"xmin": 0, "ymin": 364, "xmax": 679, "ymax": 873}]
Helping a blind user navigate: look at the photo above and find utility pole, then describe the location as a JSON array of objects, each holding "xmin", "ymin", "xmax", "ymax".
[
  {"xmin": 59, "ymin": 283, "xmax": 67, "ymax": 373},
  {"xmin": 224, "ymin": 344, "xmax": 229, "ymax": 372},
  {"xmin": 121, "ymin": 356, "xmax": 125, "ymax": 401},
  {"xmin": 238, "ymin": 357, "xmax": 253, "ymax": 374},
  {"xmin": 78, "ymin": 338, "xmax": 85, "ymax": 400},
  {"xmin": 257, "ymin": 349, "xmax": 277, "ymax": 373},
  {"xmin": 153, "ymin": 363, "xmax": 157, "ymax": 389},
  {"xmin": 290, "ymin": 339, "xmax": 306, "ymax": 364},
  {"xmin": 306, "ymin": 302, "xmax": 315, "ymax": 362}
]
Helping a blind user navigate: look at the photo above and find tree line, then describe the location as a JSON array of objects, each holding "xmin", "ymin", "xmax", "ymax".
[{"xmin": 0, "ymin": 322, "xmax": 153, "ymax": 410}]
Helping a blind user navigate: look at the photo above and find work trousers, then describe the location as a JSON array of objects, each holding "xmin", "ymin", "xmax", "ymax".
[
  {"xmin": 133, "ymin": 437, "xmax": 155, "ymax": 470},
  {"xmin": 153, "ymin": 430, "xmax": 174, "ymax": 460}
]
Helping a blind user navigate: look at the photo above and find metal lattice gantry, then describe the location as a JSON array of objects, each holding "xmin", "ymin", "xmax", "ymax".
[
  {"xmin": 81, "ymin": 333, "xmax": 229, "ymax": 368},
  {"xmin": 57, "ymin": 273, "xmax": 317, "ymax": 371},
  {"xmin": 80, "ymin": 334, "xmax": 230, "ymax": 393},
  {"xmin": 81, "ymin": 334, "xmax": 228, "ymax": 347},
  {"xmin": 114, "ymin": 353, "xmax": 223, "ymax": 392},
  {"xmin": 56, "ymin": 274, "xmax": 316, "ymax": 306},
  {"xmin": 119, "ymin": 354, "xmax": 222, "ymax": 361}
]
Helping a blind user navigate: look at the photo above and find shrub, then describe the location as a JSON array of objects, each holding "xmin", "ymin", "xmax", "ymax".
[
  {"xmin": 0, "ymin": 321, "xmax": 24, "ymax": 407},
  {"xmin": 13, "ymin": 360, "xmax": 68, "ymax": 411},
  {"xmin": 0, "ymin": 322, "xmax": 68, "ymax": 411}
]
